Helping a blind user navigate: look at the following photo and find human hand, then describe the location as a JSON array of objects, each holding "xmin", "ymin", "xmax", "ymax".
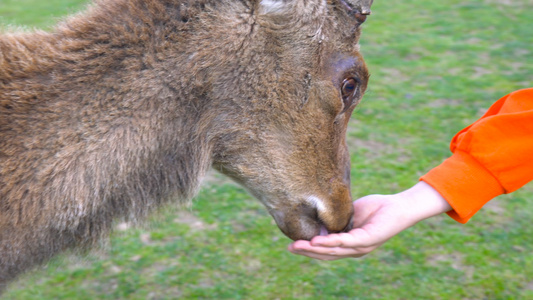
[{"xmin": 288, "ymin": 181, "xmax": 452, "ymax": 260}]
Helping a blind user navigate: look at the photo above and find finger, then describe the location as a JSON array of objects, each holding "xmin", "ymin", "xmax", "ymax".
[
  {"xmin": 289, "ymin": 244, "xmax": 372, "ymax": 260},
  {"xmin": 311, "ymin": 228, "xmax": 374, "ymax": 248},
  {"xmin": 289, "ymin": 241, "xmax": 376, "ymax": 258},
  {"xmin": 292, "ymin": 251, "xmax": 345, "ymax": 261},
  {"xmin": 288, "ymin": 244, "xmax": 343, "ymax": 260},
  {"xmin": 288, "ymin": 240, "xmax": 313, "ymax": 251},
  {"xmin": 307, "ymin": 234, "xmax": 344, "ymax": 247}
]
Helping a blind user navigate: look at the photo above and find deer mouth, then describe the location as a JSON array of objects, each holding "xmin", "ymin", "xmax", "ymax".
[{"xmin": 319, "ymin": 224, "xmax": 329, "ymax": 236}]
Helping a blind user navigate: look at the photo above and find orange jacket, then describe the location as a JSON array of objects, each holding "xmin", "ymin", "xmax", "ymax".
[{"xmin": 421, "ymin": 88, "xmax": 533, "ymax": 223}]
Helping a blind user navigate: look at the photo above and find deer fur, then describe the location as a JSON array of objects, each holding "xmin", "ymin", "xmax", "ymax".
[{"xmin": 0, "ymin": 0, "xmax": 371, "ymax": 288}]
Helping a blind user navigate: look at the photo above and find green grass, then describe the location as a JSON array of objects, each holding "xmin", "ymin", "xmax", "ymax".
[
  {"xmin": 0, "ymin": 0, "xmax": 88, "ymax": 29},
  {"xmin": 2, "ymin": 0, "xmax": 533, "ymax": 298}
]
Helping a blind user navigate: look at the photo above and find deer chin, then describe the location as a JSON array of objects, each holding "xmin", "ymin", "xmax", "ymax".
[{"xmin": 269, "ymin": 209, "xmax": 321, "ymax": 241}]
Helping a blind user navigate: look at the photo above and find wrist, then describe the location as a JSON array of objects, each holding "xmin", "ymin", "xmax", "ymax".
[{"xmin": 397, "ymin": 181, "xmax": 452, "ymax": 223}]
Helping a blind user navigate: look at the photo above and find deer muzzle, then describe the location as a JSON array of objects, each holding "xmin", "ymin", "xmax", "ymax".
[{"xmin": 269, "ymin": 193, "xmax": 354, "ymax": 241}]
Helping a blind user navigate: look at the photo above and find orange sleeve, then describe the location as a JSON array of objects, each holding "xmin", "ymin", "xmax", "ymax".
[{"xmin": 420, "ymin": 88, "xmax": 533, "ymax": 223}]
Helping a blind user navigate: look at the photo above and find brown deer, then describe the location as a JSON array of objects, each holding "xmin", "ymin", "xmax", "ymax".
[{"xmin": 0, "ymin": 0, "xmax": 372, "ymax": 288}]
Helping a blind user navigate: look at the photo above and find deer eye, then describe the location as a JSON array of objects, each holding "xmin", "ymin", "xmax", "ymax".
[{"xmin": 341, "ymin": 78, "xmax": 358, "ymax": 112}]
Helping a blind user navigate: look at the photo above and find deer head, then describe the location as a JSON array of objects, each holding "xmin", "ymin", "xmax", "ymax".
[
  {"xmin": 0, "ymin": 0, "xmax": 376, "ymax": 284},
  {"xmin": 204, "ymin": 0, "xmax": 372, "ymax": 241}
]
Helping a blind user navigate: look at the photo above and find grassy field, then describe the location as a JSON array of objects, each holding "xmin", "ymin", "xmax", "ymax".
[{"xmin": 2, "ymin": 0, "xmax": 533, "ymax": 299}]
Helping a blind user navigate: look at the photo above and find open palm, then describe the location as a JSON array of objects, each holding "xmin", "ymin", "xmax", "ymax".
[{"xmin": 288, "ymin": 182, "xmax": 451, "ymax": 260}]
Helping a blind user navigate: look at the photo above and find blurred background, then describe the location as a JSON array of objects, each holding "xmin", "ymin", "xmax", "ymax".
[{"xmin": 1, "ymin": 0, "xmax": 532, "ymax": 298}]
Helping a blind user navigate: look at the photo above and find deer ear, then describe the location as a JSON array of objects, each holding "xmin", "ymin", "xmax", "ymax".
[{"xmin": 259, "ymin": 0, "xmax": 292, "ymax": 15}]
